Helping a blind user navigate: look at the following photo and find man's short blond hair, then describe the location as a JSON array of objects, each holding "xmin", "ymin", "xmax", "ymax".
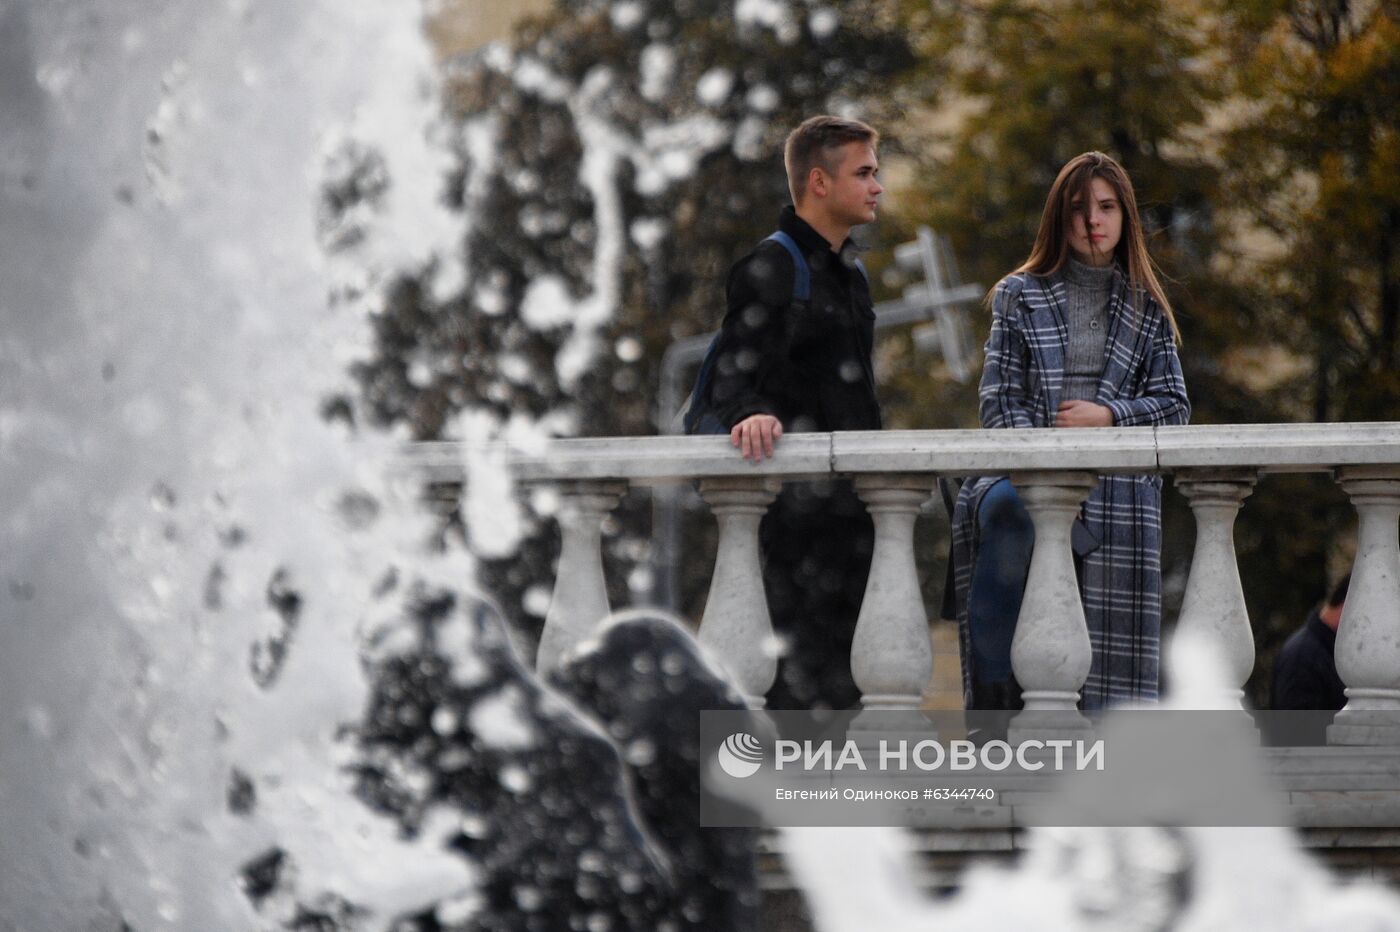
[{"xmin": 783, "ymin": 115, "xmax": 880, "ymax": 205}]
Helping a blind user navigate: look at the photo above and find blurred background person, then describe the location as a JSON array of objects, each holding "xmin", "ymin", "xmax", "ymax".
[{"xmin": 1272, "ymin": 572, "xmax": 1349, "ymax": 713}]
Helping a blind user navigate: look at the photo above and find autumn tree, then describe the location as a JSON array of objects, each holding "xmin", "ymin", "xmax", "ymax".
[{"xmin": 1214, "ymin": 0, "xmax": 1400, "ymax": 422}]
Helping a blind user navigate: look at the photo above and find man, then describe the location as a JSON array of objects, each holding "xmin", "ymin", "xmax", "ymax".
[
  {"xmin": 1272, "ymin": 572, "xmax": 1349, "ymax": 719},
  {"xmin": 704, "ymin": 115, "xmax": 884, "ymax": 709}
]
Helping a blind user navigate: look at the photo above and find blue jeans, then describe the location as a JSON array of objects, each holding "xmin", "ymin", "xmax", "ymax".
[{"xmin": 967, "ymin": 479, "xmax": 1034, "ymax": 683}]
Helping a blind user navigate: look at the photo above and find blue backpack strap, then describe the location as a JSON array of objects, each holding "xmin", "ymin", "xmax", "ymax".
[
  {"xmin": 767, "ymin": 230, "xmax": 867, "ymax": 293},
  {"xmin": 764, "ymin": 230, "xmax": 810, "ymax": 301},
  {"xmin": 681, "ymin": 333, "xmax": 727, "ymax": 435}
]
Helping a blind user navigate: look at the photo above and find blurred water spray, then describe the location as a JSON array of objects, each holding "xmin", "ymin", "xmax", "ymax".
[
  {"xmin": 781, "ymin": 633, "xmax": 1400, "ymax": 931},
  {"xmin": 0, "ymin": 0, "xmax": 479, "ymax": 927}
]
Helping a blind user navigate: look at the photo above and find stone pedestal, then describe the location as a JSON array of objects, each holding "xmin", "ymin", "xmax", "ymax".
[
  {"xmin": 1172, "ymin": 469, "xmax": 1257, "ymax": 709},
  {"xmin": 536, "ymin": 481, "xmax": 626, "ymax": 672},
  {"xmin": 1330, "ymin": 466, "xmax": 1400, "ymax": 746},
  {"xmin": 698, "ymin": 478, "xmax": 782, "ymax": 707},
  {"xmin": 851, "ymin": 476, "xmax": 936, "ymax": 712},
  {"xmin": 1006, "ymin": 471, "xmax": 1097, "ymax": 743}
]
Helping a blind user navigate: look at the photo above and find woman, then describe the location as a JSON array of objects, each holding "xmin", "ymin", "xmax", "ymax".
[{"xmin": 951, "ymin": 151, "xmax": 1189, "ymax": 711}]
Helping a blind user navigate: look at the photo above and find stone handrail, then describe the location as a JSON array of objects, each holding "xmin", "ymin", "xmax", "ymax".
[{"xmin": 395, "ymin": 423, "xmax": 1400, "ymax": 743}]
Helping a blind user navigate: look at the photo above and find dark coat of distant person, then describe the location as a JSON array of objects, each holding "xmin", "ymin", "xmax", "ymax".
[
  {"xmin": 1273, "ymin": 574, "xmax": 1350, "ymax": 712},
  {"xmin": 1271, "ymin": 607, "xmax": 1347, "ymax": 711}
]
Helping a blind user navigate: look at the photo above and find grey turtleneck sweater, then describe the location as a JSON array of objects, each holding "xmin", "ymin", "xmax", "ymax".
[{"xmin": 1057, "ymin": 258, "xmax": 1115, "ymax": 402}]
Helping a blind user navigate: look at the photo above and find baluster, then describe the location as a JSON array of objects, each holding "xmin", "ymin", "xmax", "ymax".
[
  {"xmin": 1171, "ymin": 469, "xmax": 1257, "ymax": 709},
  {"xmin": 1329, "ymin": 466, "xmax": 1400, "ymax": 746},
  {"xmin": 536, "ymin": 481, "xmax": 626, "ymax": 672},
  {"xmin": 1007, "ymin": 471, "xmax": 1098, "ymax": 740},
  {"xmin": 850, "ymin": 476, "xmax": 936, "ymax": 711},
  {"xmin": 698, "ymin": 478, "xmax": 781, "ymax": 707}
]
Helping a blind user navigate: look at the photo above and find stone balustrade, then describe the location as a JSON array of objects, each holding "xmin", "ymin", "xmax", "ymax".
[{"xmin": 397, "ymin": 423, "xmax": 1400, "ymax": 745}]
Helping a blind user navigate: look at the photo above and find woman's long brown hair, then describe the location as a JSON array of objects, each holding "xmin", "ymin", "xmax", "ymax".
[{"xmin": 1002, "ymin": 151, "xmax": 1180, "ymax": 344}]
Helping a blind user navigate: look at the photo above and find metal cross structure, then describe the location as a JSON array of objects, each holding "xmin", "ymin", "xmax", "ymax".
[
  {"xmin": 895, "ymin": 227, "xmax": 979, "ymax": 384},
  {"xmin": 650, "ymin": 226, "xmax": 981, "ymax": 610}
]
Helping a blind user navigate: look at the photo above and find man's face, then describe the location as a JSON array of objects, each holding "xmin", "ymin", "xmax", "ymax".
[{"xmin": 819, "ymin": 141, "xmax": 882, "ymax": 228}]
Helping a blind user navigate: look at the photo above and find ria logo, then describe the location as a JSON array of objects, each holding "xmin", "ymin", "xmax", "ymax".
[{"xmin": 717, "ymin": 732, "xmax": 764, "ymax": 779}]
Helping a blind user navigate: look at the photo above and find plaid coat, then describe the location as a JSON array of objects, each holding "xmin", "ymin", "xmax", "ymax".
[{"xmin": 951, "ymin": 269, "xmax": 1190, "ymax": 709}]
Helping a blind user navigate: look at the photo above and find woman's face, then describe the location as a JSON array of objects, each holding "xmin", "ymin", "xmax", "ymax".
[{"xmin": 1066, "ymin": 176, "xmax": 1123, "ymax": 266}]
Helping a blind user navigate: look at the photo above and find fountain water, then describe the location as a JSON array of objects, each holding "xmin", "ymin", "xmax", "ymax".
[
  {"xmin": 780, "ymin": 636, "xmax": 1400, "ymax": 930},
  {"xmin": 0, "ymin": 0, "xmax": 481, "ymax": 927}
]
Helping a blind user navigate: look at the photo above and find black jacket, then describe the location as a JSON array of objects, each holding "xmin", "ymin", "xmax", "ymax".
[
  {"xmin": 1271, "ymin": 609, "xmax": 1347, "ymax": 711},
  {"xmin": 708, "ymin": 207, "xmax": 882, "ymax": 433}
]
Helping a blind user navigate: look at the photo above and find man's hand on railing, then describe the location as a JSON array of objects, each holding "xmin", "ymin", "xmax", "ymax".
[
  {"xmin": 1055, "ymin": 400, "xmax": 1114, "ymax": 428},
  {"xmin": 731, "ymin": 414, "xmax": 783, "ymax": 463}
]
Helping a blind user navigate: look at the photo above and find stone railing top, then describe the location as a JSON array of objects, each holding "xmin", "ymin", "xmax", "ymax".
[
  {"xmin": 1155, "ymin": 422, "xmax": 1400, "ymax": 471},
  {"xmin": 830, "ymin": 428, "xmax": 1158, "ymax": 474},
  {"xmin": 393, "ymin": 422, "xmax": 1400, "ymax": 484}
]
